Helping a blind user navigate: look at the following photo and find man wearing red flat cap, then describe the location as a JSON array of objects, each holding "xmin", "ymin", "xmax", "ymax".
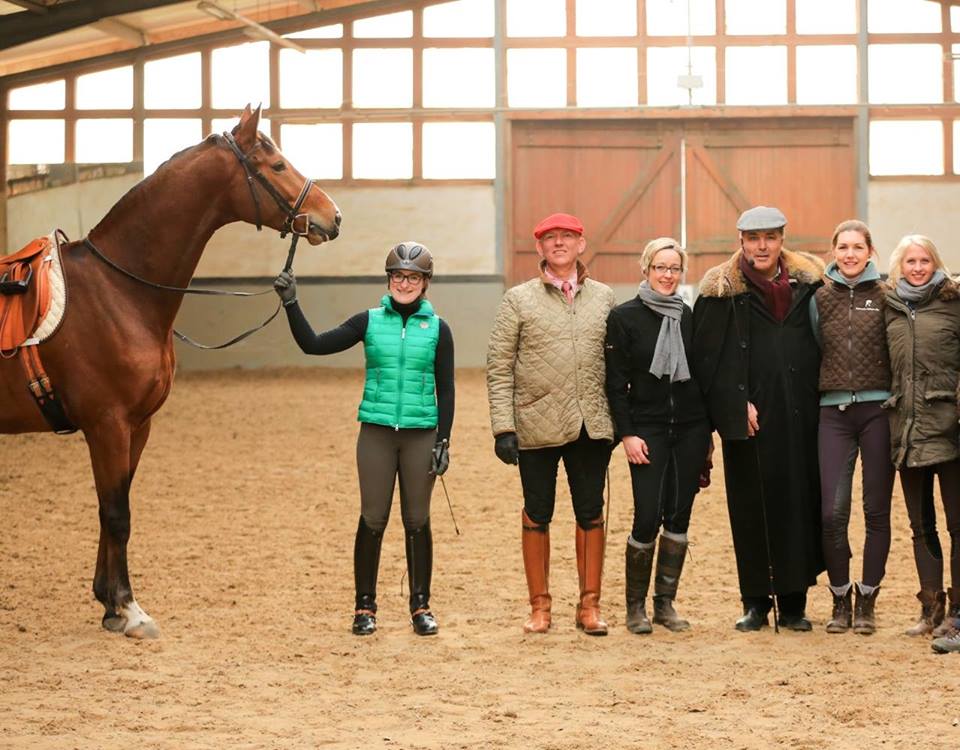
[{"xmin": 487, "ymin": 212, "xmax": 617, "ymax": 635}]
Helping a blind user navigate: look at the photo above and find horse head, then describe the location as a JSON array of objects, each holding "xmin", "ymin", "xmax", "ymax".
[{"xmin": 225, "ymin": 104, "xmax": 341, "ymax": 245}]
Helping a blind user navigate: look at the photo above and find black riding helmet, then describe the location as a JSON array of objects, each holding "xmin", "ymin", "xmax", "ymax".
[{"xmin": 385, "ymin": 241, "xmax": 434, "ymax": 278}]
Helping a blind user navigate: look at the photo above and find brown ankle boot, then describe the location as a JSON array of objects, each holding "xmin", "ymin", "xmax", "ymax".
[
  {"xmin": 652, "ymin": 534, "xmax": 690, "ymax": 632},
  {"xmin": 853, "ymin": 583, "xmax": 880, "ymax": 635},
  {"xmin": 625, "ymin": 540, "xmax": 655, "ymax": 634},
  {"xmin": 575, "ymin": 516, "xmax": 608, "ymax": 636},
  {"xmin": 521, "ymin": 510, "xmax": 551, "ymax": 634},
  {"xmin": 905, "ymin": 590, "xmax": 945, "ymax": 636},
  {"xmin": 826, "ymin": 587, "xmax": 853, "ymax": 633},
  {"xmin": 932, "ymin": 586, "xmax": 960, "ymax": 637}
]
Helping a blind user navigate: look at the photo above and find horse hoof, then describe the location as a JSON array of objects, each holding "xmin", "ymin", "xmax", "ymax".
[
  {"xmin": 124, "ymin": 620, "xmax": 160, "ymax": 639},
  {"xmin": 102, "ymin": 613, "xmax": 126, "ymax": 633}
]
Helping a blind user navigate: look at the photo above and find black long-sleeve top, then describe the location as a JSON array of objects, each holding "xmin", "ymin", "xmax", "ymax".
[{"xmin": 283, "ymin": 298, "xmax": 455, "ymax": 442}]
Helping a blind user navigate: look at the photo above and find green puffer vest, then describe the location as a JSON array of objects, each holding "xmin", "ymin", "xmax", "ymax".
[{"xmin": 358, "ymin": 295, "xmax": 440, "ymax": 429}]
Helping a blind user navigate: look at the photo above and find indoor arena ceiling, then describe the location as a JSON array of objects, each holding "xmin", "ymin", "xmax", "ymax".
[{"xmin": 0, "ymin": 0, "xmax": 411, "ymax": 77}]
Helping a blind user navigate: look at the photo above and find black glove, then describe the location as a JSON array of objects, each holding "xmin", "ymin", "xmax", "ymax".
[
  {"xmin": 430, "ymin": 439, "xmax": 450, "ymax": 476},
  {"xmin": 494, "ymin": 432, "xmax": 519, "ymax": 465},
  {"xmin": 273, "ymin": 270, "xmax": 298, "ymax": 306}
]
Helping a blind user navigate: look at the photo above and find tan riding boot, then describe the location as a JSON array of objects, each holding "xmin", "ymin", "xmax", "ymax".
[
  {"xmin": 932, "ymin": 586, "xmax": 960, "ymax": 637},
  {"xmin": 905, "ymin": 590, "xmax": 946, "ymax": 636},
  {"xmin": 575, "ymin": 516, "xmax": 608, "ymax": 636},
  {"xmin": 521, "ymin": 510, "xmax": 551, "ymax": 634}
]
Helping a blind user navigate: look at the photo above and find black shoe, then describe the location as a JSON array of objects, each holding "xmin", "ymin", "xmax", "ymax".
[
  {"xmin": 778, "ymin": 613, "xmax": 813, "ymax": 632},
  {"xmin": 352, "ymin": 611, "xmax": 377, "ymax": 636},
  {"xmin": 735, "ymin": 607, "xmax": 769, "ymax": 632},
  {"xmin": 411, "ymin": 609, "xmax": 438, "ymax": 636}
]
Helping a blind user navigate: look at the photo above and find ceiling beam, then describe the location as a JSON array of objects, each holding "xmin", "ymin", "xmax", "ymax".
[
  {"xmin": 90, "ymin": 17, "xmax": 147, "ymax": 46},
  {"xmin": 0, "ymin": 0, "xmax": 182, "ymax": 51},
  {"xmin": 3, "ymin": 0, "xmax": 50, "ymax": 13}
]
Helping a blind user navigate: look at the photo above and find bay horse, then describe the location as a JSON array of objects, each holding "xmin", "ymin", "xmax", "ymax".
[{"xmin": 0, "ymin": 105, "xmax": 340, "ymax": 638}]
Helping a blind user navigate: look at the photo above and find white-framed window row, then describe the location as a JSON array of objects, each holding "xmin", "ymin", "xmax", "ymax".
[{"xmin": 4, "ymin": 0, "xmax": 960, "ymax": 180}]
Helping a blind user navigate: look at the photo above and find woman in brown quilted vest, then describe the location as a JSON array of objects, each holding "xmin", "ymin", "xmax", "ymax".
[
  {"xmin": 811, "ymin": 220, "xmax": 893, "ymax": 636},
  {"xmin": 884, "ymin": 234, "xmax": 960, "ymax": 640}
]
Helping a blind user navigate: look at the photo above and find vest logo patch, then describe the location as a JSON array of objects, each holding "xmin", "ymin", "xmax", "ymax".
[
  {"xmin": 420, "ymin": 321, "xmax": 430, "ymax": 329},
  {"xmin": 855, "ymin": 298, "xmax": 880, "ymax": 312}
]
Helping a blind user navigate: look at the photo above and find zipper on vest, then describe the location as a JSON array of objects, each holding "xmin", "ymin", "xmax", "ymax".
[
  {"xmin": 395, "ymin": 325, "xmax": 407, "ymax": 430},
  {"xmin": 847, "ymin": 287, "xmax": 855, "ymax": 388}
]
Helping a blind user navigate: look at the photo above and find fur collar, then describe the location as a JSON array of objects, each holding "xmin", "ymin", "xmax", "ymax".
[{"xmin": 698, "ymin": 248, "xmax": 825, "ymax": 299}]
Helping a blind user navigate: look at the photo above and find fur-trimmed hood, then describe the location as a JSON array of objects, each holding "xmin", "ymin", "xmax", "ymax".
[{"xmin": 698, "ymin": 248, "xmax": 825, "ymax": 299}]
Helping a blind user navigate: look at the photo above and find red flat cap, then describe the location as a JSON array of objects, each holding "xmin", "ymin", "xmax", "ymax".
[{"xmin": 533, "ymin": 212, "xmax": 584, "ymax": 239}]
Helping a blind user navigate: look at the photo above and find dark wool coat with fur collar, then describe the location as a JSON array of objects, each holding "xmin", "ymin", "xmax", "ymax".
[{"xmin": 692, "ymin": 248, "xmax": 826, "ymax": 598}]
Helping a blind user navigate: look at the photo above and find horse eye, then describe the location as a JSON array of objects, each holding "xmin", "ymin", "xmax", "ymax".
[{"xmin": 271, "ymin": 161, "xmax": 286, "ymax": 173}]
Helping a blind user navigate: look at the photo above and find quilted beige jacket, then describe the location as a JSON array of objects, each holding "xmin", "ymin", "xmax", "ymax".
[{"xmin": 486, "ymin": 262, "xmax": 616, "ymax": 449}]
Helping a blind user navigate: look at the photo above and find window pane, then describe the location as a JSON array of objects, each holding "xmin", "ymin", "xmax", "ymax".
[
  {"xmin": 507, "ymin": 0, "xmax": 564, "ymax": 37},
  {"xmin": 424, "ymin": 0, "xmax": 493, "ymax": 37},
  {"xmin": 144, "ymin": 118, "xmax": 201, "ymax": 176},
  {"xmin": 280, "ymin": 49, "xmax": 342, "ymax": 108},
  {"xmin": 954, "ymin": 121, "xmax": 960, "ymax": 174},
  {"xmin": 145, "ymin": 53, "xmax": 201, "ymax": 109},
  {"xmin": 212, "ymin": 42, "xmax": 270, "ymax": 110},
  {"xmin": 646, "ymin": 0, "xmax": 715, "ymax": 36},
  {"xmin": 76, "ymin": 119, "xmax": 133, "ymax": 163},
  {"xmin": 211, "ymin": 117, "xmax": 272, "ymax": 137},
  {"xmin": 576, "ymin": 0, "xmax": 637, "ymax": 37},
  {"xmin": 353, "ymin": 11, "xmax": 412, "ymax": 38},
  {"xmin": 646, "ymin": 47, "xmax": 716, "ymax": 106},
  {"xmin": 507, "ymin": 48, "xmax": 566, "ymax": 107},
  {"xmin": 869, "ymin": 0, "xmax": 940, "ymax": 33},
  {"xmin": 953, "ymin": 7, "xmax": 960, "ymax": 32},
  {"xmin": 424, "ymin": 49, "xmax": 494, "ymax": 108},
  {"xmin": 868, "ymin": 45, "xmax": 942, "ymax": 104},
  {"xmin": 8, "ymin": 80, "xmax": 64, "ymax": 110},
  {"xmin": 955, "ymin": 45, "xmax": 960, "ymax": 101},
  {"xmin": 796, "ymin": 0, "xmax": 856, "ymax": 34},
  {"xmin": 796, "ymin": 46, "xmax": 857, "ymax": 105},
  {"xmin": 353, "ymin": 49, "xmax": 412, "ymax": 108},
  {"xmin": 869, "ymin": 121, "xmax": 943, "ymax": 176},
  {"xmin": 724, "ymin": 47, "xmax": 787, "ymax": 105},
  {"xmin": 285, "ymin": 23, "xmax": 343, "ymax": 39},
  {"xmin": 576, "ymin": 48, "xmax": 638, "ymax": 107},
  {"xmin": 725, "ymin": 0, "xmax": 786, "ymax": 35},
  {"xmin": 353, "ymin": 123, "xmax": 412, "ymax": 179},
  {"xmin": 8, "ymin": 120, "xmax": 64, "ymax": 164},
  {"xmin": 422, "ymin": 122, "xmax": 495, "ymax": 179},
  {"xmin": 280, "ymin": 123, "xmax": 343, "ymax": 180},
  {"xmin": 76, "ymin": 66, "xmax": 132, "ymax": 109}
]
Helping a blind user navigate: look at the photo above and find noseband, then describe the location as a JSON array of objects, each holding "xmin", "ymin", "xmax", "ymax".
[{"xmin": 220, "ymin": 131, "xmax": 313, "ymax": 239}]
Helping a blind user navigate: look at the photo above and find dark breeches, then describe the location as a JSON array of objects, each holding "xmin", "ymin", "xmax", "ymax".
[
  {"xmin": 818, "ymin": 403, "xmax": 894, "ymax": 587},
  {"xmin": 519, "ymin": 426, "xmax": 612, "ymax": 528},
  {"xmin": 899, "ymin": 459, "xmax": 960, "ymax": 591},
  {"xmin": 626, "ymin": 421, "xmax": 711, "ymax": 543}
]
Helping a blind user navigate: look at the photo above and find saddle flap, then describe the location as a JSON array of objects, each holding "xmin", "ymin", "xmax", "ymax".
[{"xmin": 0, "ymin": 235, "xmax": 54, "ymax": 352}]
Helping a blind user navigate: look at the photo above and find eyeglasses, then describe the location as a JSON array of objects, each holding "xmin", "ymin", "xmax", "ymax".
[
  {"xmin": 389, "ymin": 271, "xmax": 424, "ymax": 285},
  {"xmin": 650, "ymin": 264, "xmax": 683, "ymax": 276}
]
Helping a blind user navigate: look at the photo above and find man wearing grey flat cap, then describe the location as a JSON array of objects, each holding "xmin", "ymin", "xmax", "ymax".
[{"xmin": 692, "ymin": 206, "xmax": 826, "ymax": 633}]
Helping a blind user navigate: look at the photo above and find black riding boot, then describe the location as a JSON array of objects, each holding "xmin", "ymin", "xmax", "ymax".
[
  {"xmin": 405, "ymin": 521, "xmax": 438, "ymax": 636},
  {"xmin": 352, "ymin": 516, "xmax": 383, "ymax": 636}
]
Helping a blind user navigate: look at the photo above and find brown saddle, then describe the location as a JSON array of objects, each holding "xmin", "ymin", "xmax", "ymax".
[{"xmin": 0, "ymin": 235, "xmax": 55, "ymax": 354}]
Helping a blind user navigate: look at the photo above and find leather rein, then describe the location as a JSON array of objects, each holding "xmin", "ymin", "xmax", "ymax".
[{"xmin": 82, "ymin": 131, "xmax": 313, "ymax": 350}]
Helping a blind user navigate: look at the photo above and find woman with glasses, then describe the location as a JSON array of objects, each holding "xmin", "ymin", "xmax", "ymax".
[
  {"xmin": 273, "ymin": 242, "xmax": 455, "ymax": 637},
  {"xmin": 604, "ymin": 237, "xmax": 711, "ymax": 634}
]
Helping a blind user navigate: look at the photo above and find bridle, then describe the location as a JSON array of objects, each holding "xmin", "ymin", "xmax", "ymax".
[{"xmin": 82, "ymin": 130, "xmax": 322, "ymax": 349}]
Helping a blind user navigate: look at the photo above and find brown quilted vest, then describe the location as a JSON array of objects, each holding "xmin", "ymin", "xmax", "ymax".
[{"xmin": 816, "ymin": 280, "xmax": 891, "ymax": 392}]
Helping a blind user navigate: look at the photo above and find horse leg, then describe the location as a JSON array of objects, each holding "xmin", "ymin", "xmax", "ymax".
[{"xmin": 88, "ymin": 418, "xmax": 158, "ymax": 639}]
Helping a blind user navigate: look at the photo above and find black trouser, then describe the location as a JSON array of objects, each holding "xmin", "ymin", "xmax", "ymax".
[
  {"xmin": 744, "ymin": 591, "xmax": 807, "ymax": 617},
  {"xmin": 818, "ymin": 403, "xmax": 894, "ymax": 588},
  {"xmin": 899, "ymin": 459, "xmax": 960, "ymax": 592},
  {"xmin": 626, "ymin": 420, "xmax": 711, "ymax": 544},
  {"xmin": 519, "ymin": 426, "xmax": 612, "ymax": 528}
]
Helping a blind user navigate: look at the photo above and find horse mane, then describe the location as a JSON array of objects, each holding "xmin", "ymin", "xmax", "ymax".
[{"xmin": 89, "ymin": 134, "xmax": 221, "ymax": 235}]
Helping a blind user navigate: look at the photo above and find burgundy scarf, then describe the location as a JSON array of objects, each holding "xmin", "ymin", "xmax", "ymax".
[{"xmin": 739, "ymin": 253, "xmax": 792, "ymax": 322}]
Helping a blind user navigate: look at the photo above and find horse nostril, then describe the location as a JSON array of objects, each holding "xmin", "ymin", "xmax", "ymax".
[{"xmin": 334, "ymin": 211, "xmax": 342, "ymax": 227}]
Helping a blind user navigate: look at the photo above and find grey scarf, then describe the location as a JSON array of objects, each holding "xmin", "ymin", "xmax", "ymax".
[
  {"xmin": 896, "ymin": 270, "xmax": 946, "ymax": 304},
  {"xmin": 637, "ymin": 281, "xmax": 690, "ymax": 383}
]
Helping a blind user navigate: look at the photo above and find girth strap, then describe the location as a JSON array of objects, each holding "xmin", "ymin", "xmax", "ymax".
[{"xmin": 20, "ymin": 342, "xmax": 77, "ymax": 435}]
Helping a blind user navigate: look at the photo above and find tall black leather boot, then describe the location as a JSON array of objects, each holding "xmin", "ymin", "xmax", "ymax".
[
  {"xmin": 352, "ymin": 516, "xmax": 384, "ymax": 636},
  {"xmin": 405, "ymin": 521, "xmax": 438, "ymax": 636},
  {"xmin": 625, "ymin": 540, "xmax": 655, "ymax": 634},
  {"xmin": 652, "ymin": 534, "xmax": 690, "ymax": 632}
]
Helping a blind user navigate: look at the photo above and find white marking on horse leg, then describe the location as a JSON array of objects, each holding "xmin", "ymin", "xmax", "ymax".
[{"xmin": 121, "ymin": 599, "xmax": 159, "ymax": 639}]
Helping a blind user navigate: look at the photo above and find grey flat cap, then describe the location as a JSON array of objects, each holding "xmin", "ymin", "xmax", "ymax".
[{"xmin": 736, "ymin": 205, "xmax": 787, "ymax": 231}]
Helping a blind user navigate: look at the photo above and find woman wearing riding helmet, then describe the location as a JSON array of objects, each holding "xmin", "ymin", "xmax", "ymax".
[{"xmin": 274, "ymin": 242, "xmax": 455, "ymax": 637}]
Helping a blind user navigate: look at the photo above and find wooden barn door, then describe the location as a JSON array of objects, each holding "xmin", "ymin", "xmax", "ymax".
[
  {"xmin": 509, "ymin": 117, "xmax": 856, "ymax": 286},
  {"xmin": 509, "ymin": 120, "xmax": 681, "ymax": 286}
]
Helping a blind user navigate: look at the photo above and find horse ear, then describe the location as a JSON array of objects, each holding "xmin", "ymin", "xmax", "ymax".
[{"xmin": 235, "ymin": 103, "xmax": 262, "ymax": 149}]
